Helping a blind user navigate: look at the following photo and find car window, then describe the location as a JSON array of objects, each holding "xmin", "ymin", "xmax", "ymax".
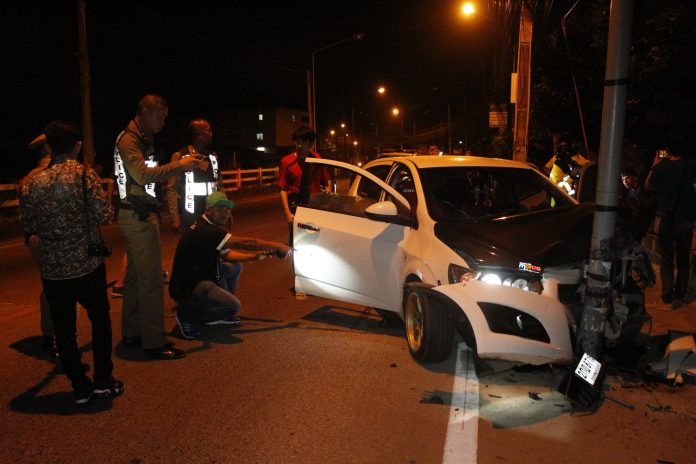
[
  {"xmin": 386, "ymin": 164, "xmax": 417, "ymax": 216},
  {"xmin": 420, "ymin": 166, "xmax": 573, "ymax": 221},
  {"xmin": 304, "ymin": 164, "xmax": 384, "ymax": 218},
  {"xmin": 357, "ymin": 165, "xmax": 391, "ymax": 201}
]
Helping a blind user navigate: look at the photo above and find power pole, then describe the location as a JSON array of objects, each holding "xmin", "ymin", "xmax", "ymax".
[
  {"xmin": 577, "ymin": 0, "xmax": 634, "ymax": 358},
  {"xmin": 512, "ymin": 3, "xmax": 532, "ymax": 162},
  {"xmin": 76, "ymin": 0, "xmax": 95, "ymax": 167}
]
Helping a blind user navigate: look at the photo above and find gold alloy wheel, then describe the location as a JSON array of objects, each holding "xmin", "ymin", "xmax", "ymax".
[{"xmin": 405, "ymin": 292, "xmax": 424, "ymax": 352}]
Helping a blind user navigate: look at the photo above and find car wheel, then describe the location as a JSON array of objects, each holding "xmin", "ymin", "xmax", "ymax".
[{"xmin": 404, "ymin": 288, "xmax": 455, "ymax": 362}]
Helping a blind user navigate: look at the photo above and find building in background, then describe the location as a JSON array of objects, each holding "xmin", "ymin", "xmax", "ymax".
[{"xmin": 164, "ymin": 107, "xmax": 309, "ymax": 170}]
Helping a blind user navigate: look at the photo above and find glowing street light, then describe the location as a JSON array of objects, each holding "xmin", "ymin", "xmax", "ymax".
[
  {"xmin": 392, "ymin": 107, "xmax": 404, "ymax": 150},
  {"xmin": 377, "ymin": 86, "xmax": 386, "ymax": 95},
  {"xmin": 461, "ymin": 2, "xmax": 475, "ymax": 17}
]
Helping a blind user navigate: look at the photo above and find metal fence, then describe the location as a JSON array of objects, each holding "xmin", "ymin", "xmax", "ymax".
[{"xmin": 0, "ymin": 167, "xmax": 280, "ymax": 214}]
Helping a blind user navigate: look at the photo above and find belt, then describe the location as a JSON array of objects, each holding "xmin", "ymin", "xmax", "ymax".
[{"xmin": 119, "ymin": 203, "xmax": 159, "ymax": 212}]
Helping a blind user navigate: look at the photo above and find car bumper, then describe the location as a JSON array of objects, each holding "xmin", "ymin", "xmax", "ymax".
[{"xmin": 433, "ymin": 277, "xmax": 574, "ymax": 365}]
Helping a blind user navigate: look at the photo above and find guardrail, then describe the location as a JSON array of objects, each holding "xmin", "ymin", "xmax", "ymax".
[{"xmin": 0, "ymin": 167, "xmax": 279, "ymax": 212}]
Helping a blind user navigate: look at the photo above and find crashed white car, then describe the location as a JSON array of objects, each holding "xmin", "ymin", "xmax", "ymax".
[{"xmin": 293, "ymin": 155, "xmax": 593, "ymax": 369}]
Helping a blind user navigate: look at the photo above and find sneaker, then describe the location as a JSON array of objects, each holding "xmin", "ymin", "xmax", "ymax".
[
  {"xmin": 111, "ymin": 286, "xmax": 124, "ymax": 298},
  {"xmin": 93, "ymin": 377, "xmax": 124, "ymax": 399},
  {"xmin": 205, "ymin": 315, "xmax": 241, "ymax": 326},
  {"xmin": 74, "ymin": 385, "xmax": 93, "ymax": 406},
  {"xmin": 175, "ymin": 309, "xmax": 201, "ymax": 339}
]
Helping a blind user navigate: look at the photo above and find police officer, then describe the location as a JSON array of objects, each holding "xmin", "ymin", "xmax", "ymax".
[
  {"xmin": 166, "ymin": 119, "xmax": 223, "ymax": 233},
  {"xmin": 114, "ymin": 94, "xmax": 204, "ymax": 360}
]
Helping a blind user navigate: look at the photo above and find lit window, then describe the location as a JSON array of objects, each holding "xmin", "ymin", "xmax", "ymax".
[
  {"xmin": 258, "ymin": 114, "xmax": 264, "ymax": 121},
  {"xmin": 256, "ymin": 147, "xmax": 266, "ymax": 152},
  {"xmin": 256, "ymin": 133, "xmax": 264, "ymax": 141},
  {"xmin": 290, "ymin": 114, "xmax": 296, "ymax": 122}
]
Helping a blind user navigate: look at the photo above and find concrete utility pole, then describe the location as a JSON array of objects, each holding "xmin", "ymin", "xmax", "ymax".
[
  {"xmin": 512, "ymin": 3, "xmax": 532, "ymax": 162},
  {"xmin": 76, "ymin": 0, "xmax": 95, "ymax": 167},
  {"xmin": 577, "ymin": 0, "xmax": 634, "ymax": 358}
]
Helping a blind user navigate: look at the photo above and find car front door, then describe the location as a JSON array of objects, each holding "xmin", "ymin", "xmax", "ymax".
[{"xmin": 293, "ymin": 158, "xmax": 412, "ymax": 312}]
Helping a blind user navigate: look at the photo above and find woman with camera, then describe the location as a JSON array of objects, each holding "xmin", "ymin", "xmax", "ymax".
[{"xmin": 19, "ymin": 120, "xmax": 123, "ymax": 406}]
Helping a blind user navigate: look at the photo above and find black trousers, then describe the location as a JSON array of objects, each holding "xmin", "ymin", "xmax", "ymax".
[
  {"xmin": 42, "ymin": 263, "xmax": 113, "ymax": 391},
  {"xmin": 657, "ymin": 219, "xmax": 693, "ymax": 299}
]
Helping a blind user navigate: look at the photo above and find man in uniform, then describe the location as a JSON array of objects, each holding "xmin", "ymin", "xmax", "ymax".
[
  {"xmin": 114, "ymin": 94, "xmax": 204, "ymax": 360},
  {"xmin": 167, "ymin": 119, "xmax": 223, "ymax": 233}
]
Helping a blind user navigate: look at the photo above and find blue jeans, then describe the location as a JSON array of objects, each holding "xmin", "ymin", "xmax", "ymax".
[{"xmin": 176, "ymin": 262, "xmax": 242, "ymax": 325}]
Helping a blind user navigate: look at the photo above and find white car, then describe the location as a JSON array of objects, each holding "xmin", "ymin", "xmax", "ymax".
[{"xmin": 292, "ymin": 155, "xmax": 593, "ymax": 369}]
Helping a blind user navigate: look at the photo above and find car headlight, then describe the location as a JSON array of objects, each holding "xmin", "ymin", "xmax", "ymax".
[{"xmin": 449, "ymin": 264, "xmax": 543, "ymax": 294}]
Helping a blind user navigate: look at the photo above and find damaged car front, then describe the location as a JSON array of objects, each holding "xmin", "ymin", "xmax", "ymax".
[{"xmin": 293, "ymin": 156, "xmax": 594, "ymax": 370}]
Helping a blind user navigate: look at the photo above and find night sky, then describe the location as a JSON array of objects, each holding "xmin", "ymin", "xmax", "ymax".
[{"xmin": 3, "ymin": 0, "xmax": 504, "ymax": 180}]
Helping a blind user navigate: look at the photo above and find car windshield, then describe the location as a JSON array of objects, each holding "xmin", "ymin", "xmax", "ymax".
[{"xmin": 420, "ymin": 166, "xmax": 574, "ymax": 221}]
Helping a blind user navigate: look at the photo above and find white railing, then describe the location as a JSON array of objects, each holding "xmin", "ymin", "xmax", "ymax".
[{"xmin": 0, "ymin": 167, "xmax": 279, "ymax": 211}]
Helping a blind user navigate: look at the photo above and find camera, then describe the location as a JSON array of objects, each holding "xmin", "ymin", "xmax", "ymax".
[{"xmin": 88, "ymin": 241, "xmax": 112, "ymax": 258}]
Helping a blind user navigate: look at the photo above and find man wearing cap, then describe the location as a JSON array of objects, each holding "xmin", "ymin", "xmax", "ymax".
[{"xmin": 169, "ymin": 191, "xmax": 290, "ymax": 339}]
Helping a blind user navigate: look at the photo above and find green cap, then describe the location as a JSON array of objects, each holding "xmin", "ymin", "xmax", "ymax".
[{"xmin": 206, "ymin": 191, "xmax": 235, "ymax": 209}]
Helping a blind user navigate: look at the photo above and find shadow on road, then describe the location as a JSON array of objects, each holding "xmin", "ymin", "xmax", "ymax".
[
  {"xmin": 8, "ymin": 337, "xmax": 114, "ymax": 415},
  {"xmin": 301, "ymin": 305, "xmax": 404, "ymax": 337}
]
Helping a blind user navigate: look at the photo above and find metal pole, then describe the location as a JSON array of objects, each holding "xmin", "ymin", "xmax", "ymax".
[
  {"xmin": 307, "ymin": 69, "xmax": 314, "ymax": 130},
  {"xmin": 76, "ymin": 0, "xmax": 95, "ymax": 167},
  {"xmin": 578, "ymin": 0, "xmax": 634, "ymax": 358},
  {"xmin": 447, "ymin": 103, "xmax": 452, "ymax": 154},
  {"xmin": 512, "ymin": 3, "xmax": 533, "ymax": 162},
  {"xmin": 562, "ymin": 0, "xmax": 591, "ymax": 159},
  {"xmin": 311, "ymin": 52, "xmax": 318, "ymax": 134},
  {"xmin": 311, "ymin": 33, "xmax": 364, "ymax": 142}
]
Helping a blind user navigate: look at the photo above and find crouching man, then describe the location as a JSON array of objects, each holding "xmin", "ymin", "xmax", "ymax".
[{"xmin": 169, "ymin": 191, "xmax": 290, "ymax": 339}]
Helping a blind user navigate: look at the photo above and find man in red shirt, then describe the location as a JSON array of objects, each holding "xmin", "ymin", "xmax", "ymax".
[
  {"xmin": 278, "ymin": 125, "xmax": 330, "ymax": 245},
  {"xmin": 278, "ymin": 125, "xmax": 330, "ymax": 300}
]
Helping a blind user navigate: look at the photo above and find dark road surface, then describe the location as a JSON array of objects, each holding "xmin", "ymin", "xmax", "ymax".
[{"xmin": 1, "ymin": 195, "xmax": 694, "ymax": 463}]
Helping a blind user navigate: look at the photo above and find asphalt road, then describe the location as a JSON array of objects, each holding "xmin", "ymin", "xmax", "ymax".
[{"xmin": 1, "ymin": 195, "xmax": 695, "ymax": 464}]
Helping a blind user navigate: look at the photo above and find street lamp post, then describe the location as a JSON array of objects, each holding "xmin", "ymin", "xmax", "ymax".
[
  {"xmin": 310, "ymin": 33, "xmax": 365, "ymax": 138},
  {"xmin": 392, "ymin": 107, "xmax": 404, "ymax": 150}
]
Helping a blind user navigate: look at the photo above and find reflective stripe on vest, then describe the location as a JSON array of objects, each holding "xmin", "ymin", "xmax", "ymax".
[
  {"xmin": 183, "ymin": 153, "xmax": 219, "ymax": 213},
  {"xmin": 113, "ymin": 130, "xmax": 158, "ymax": 200}
]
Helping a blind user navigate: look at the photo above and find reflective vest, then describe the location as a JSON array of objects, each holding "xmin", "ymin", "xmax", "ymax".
[
  {"xmin": 181, "ymin": 148, "xmax": 219, "ymax": 214},
  {"xmin": 113, "ymin": 130, "xmax": 158, "ymax": 200}
]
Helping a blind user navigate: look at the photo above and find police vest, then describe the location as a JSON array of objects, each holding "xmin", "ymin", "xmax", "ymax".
[
  {"xmin": 113, "ymin": 130, "xmax": 158, "ymax": 200},
  {"xmin": 181, "ymin": 149, "xmax": 219, "ymax": 214}
]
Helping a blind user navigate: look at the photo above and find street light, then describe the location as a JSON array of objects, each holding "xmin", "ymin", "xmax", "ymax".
[
  {"xmin": 310, "ymin": 33, "xmax": 365, "ymax": 138},
  {"xmin": 461, "ymin": 2, "xmax": 476, "ymax": 17},
  {"xmin": 392, "ymin": 107, "xmax": 404, "ymax": 150}
]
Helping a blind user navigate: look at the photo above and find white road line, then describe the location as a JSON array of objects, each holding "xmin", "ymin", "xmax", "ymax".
[{"xmin": 443, "ymin": 342, "xmax": 479, "ymax": 464}]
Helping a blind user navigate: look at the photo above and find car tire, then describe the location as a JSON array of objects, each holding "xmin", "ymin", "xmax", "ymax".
[{"xmin": 404, "ymin": 288, "xmax": 454, "ymax": 362}]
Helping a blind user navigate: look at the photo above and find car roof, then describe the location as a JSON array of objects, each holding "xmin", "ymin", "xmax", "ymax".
[{"xmin": 366, "ymin": 155, "xmax": 535, "ymax": 170}]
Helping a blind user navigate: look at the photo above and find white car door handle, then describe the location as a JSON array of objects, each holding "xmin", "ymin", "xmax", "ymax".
[{"xmin": 297, "ymin": 222, "xmax": 320, "ymax": 232}]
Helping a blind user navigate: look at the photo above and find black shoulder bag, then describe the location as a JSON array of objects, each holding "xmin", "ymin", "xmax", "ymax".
[{"xmin": 83, "ymin": 167, "xmax": 112, "ymax": 257}]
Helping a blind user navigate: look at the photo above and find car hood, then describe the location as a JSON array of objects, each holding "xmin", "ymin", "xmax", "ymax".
[{"xmin": 434, "ymin": 202, "xmax": 594, "ymax": 269}]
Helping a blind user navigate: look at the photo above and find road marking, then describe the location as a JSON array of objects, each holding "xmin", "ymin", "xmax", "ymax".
[{"xmin": 443, "ymin": 342, "xmax": 479, "ymax": 464}]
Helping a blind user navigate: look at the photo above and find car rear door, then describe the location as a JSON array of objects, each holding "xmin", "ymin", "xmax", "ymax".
[{"xmin": 293, "ymin": 158, "xmax": 412, "ymax": 311}]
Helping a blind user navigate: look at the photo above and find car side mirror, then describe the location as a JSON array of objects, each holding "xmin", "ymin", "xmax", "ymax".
[
  {"xmin": 365, "ymin": 200, "xmax": 414, "ymax": 227},
  {"xmin": 365, "ymin": 200, "xmax": 398, "ymax": 218}
]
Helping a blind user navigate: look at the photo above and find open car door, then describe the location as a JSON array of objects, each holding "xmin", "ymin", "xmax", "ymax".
[{"xmin": 293, "ymin": 158, "xmax": 412, "ymax": 312}]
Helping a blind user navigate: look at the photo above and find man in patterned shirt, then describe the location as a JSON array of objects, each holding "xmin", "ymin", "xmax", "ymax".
[{"xmin": 20, "ymin": 120, "xmax": 123, "ymax": 406}]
